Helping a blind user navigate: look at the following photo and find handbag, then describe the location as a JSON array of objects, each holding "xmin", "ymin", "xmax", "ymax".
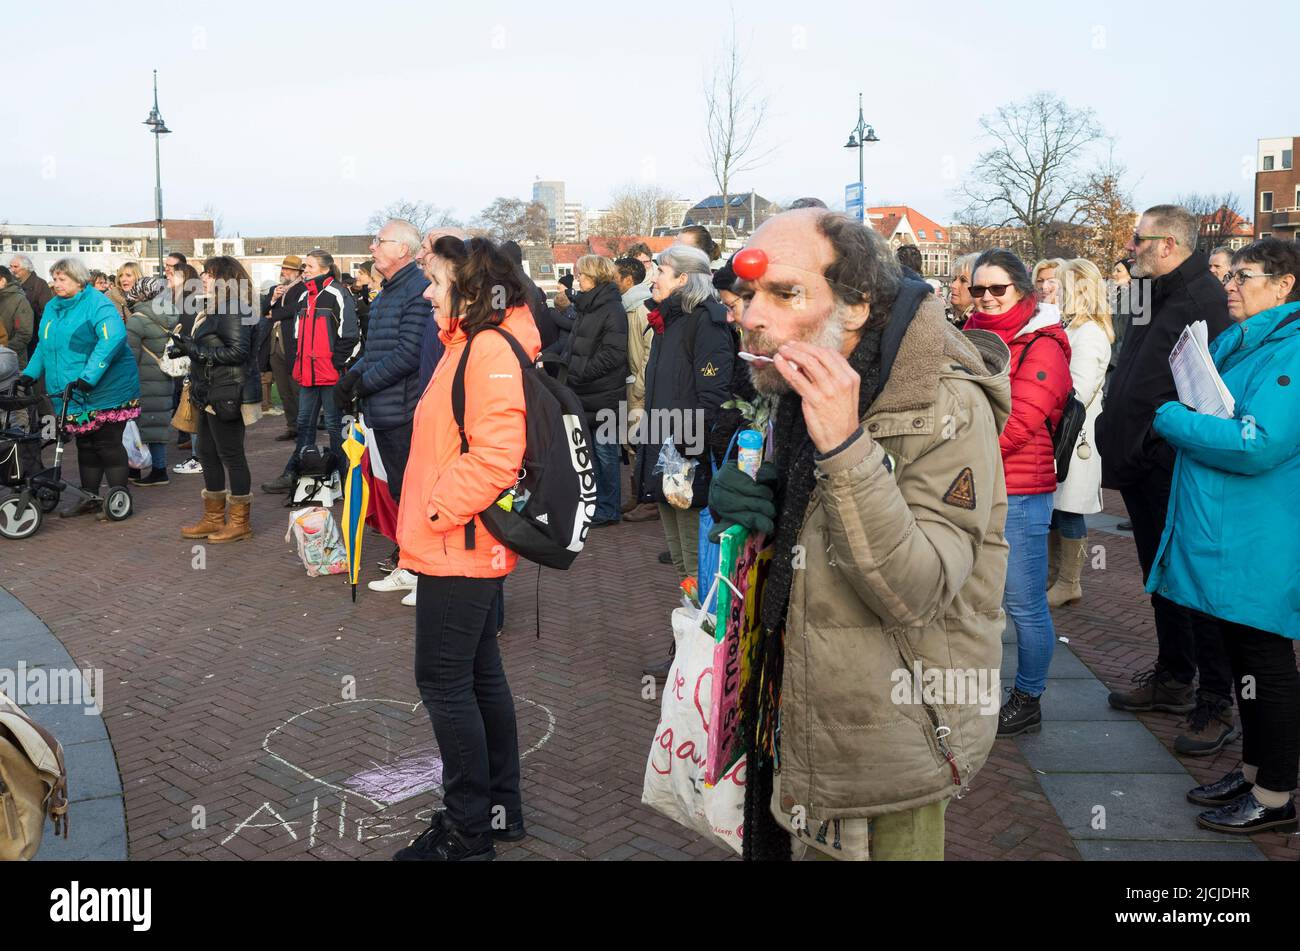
[
  {"xmin": 1, "ymin": 690, "xmax": 70, "ymax": 861},
  {"xmin": 171, "ymin": 380, "xmax": 199, "ymax": 433},
  {"xmin": 1017, "ymin": 335, "xmax": 1086, "ymax": 484},
  {"xmin": 141, "ymin": 343, "xmax": 190, "ymax": 379}
]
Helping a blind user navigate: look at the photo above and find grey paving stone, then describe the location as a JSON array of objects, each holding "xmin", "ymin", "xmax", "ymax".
[
  {"xmin": 1038, "ymin": 773, "xmax": 1252, "ymax": 843},
  {"xmin": 1040, "ymin": 678, "xmax": 1133, "ymax": 722},
  {"xmin": 22, "ymin": 695, "xmax": 108, "ymax": 746},
  {"xmin": 1076, "ymin": 839, "xmax": 1266, "ymax": 861},
  {"xmin": 1, "ymin": 623, "xmax": 75, "ymax": 668},
  {"xmin": 1088, "ymin": 513, "xmax": 1134, "ymax": 538},
  {"xmin": 1018, "ymin": 720, "xmax": 1185, "ymax": 774},
  {"xmin": 62, "ymin": 737, "xmax": 124, "ymax": 804},
  {"xmin": 33, "ymin": 795, "xmax": 128, "ymax": 861}
]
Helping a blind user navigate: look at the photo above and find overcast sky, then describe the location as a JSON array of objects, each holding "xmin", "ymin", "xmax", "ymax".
[{"xmin": 3, "ymin": 0, "xmax": 1283, "ymax": 235}]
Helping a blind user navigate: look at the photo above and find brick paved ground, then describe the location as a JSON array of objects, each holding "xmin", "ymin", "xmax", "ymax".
[{"xmin": 1, "ymin": 421, "xmax": 1292, "ymax": 860}]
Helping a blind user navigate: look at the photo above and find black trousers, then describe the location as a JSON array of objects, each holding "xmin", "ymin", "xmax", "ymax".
[
  {"xmin": 75, "ymin": 420, "xmax": 128, "ymax": 494},
  {"xmin": 413, "ymin": 574, "xmax": 520, "ymax": 837},
  {"xmin": 1119, "ymin": 468, "xmax": 1234, "ymax": 703},
  {"xmin": 196, "ymin": 410, "xmax": 250, "ymax": 495},
  {"xmin": 1220, "ymin": 618, "xmax": 1300, "ymax": 792},
  {"xmin": 372, "ymin": 421, "xmax": 412, "ymax": 504}
]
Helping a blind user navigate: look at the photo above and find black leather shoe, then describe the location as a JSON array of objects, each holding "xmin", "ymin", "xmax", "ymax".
[
  {"xmin": 997, "ymin": 688, "xmax": 1042, "ymax": 737},
  {"xmin": 1187, "ymin": 768, "xmax": 1252, "ymax": 806},
  {"xmin": 1196, "ymin": 792, "xmax": 1297, "ymax": 835},
  {"xmin": 393, "ymin": 814, "xmax": 495, "ymax": 861},
  {"xmin": 59, "ymin": 498, "xmax": 101, "ymax": 519},
  {"xmin": 275, "ymin": 430, "xmax": 298, "ymax": 442}
]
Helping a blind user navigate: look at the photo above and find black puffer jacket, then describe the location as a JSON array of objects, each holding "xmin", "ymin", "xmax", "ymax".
[
  {"xmin": 563, "ymin": 281, "xmax": 628, "ymax": 418},
  {"xmin": 634, "ymin": 294, "xmax": 737, "ymax": 507},
  {"xmin": 126, "ymin": 295, "xmax": 179, "ymax": 443},
  {"xmin": 187, "ymin": 305, "xmax": 249, "ymax": 409}
]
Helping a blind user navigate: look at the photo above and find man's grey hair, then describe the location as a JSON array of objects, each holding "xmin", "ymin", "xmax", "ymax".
[
  {"xmin": 10, "ymin": 253, "xmax": 34, "ymax": 272},
  {"xmin": 1143, "ymin": 204, "xmax": 1199, "ymax": 253},
  {"xmin": 50, "ymin": 257, "xmax": 90, "ymax": 287},
  {"xmin": 384, "ymin": 218, "xmax": 422, "ymax": 258},
  {"xmin": 657, "ymin": 244, "xmax": 717, "ymax": 312},
  {"xmin": 1209, "ymin": 245, "xmax": 1234, "ymax": 260}
]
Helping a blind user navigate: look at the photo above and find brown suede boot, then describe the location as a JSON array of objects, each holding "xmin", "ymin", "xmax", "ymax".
[
  {"xmin": 209, "ymin": 494, "xmax": 252, "ymax": 543},
  {"xmin": 1047, "ymin": 536, "xmax": 1087, "ymax": 608},
  {"xmin": 181, "ymin": 490, "xmax": 227, "ymax": 539}
]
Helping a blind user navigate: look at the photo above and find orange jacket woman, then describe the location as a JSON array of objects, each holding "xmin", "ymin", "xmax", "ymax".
[{"xmin": 393, "ymin": 236, "xmax": 538, "ymax": 863}]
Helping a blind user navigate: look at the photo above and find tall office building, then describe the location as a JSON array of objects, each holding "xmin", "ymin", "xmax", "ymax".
[{"xmin": 533, "ymin": 180, "xmax": 565, "ymax": 238}]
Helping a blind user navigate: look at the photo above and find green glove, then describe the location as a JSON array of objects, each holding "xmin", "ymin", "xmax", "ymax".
[{"xmin": 707, "ymin": 461, "xmax": 778, "ymax": 542}]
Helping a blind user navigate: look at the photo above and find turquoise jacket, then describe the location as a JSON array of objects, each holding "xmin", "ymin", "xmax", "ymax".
[
  {"xmin": 1148, "ymin": 300, "xmax": 1300, "ymax": 639},
  {"xmin": 26, "ymin": 286, "xmax": 140, "ymax": 422}
]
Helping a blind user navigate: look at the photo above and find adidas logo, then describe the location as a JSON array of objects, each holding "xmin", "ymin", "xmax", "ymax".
[{"xmin": 535, "ymin": 513, "xmax": 549, "ymax": 525}]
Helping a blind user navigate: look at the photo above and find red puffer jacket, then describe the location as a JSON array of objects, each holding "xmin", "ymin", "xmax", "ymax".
[{"xmin": 968, "ymin": 303, "xmax": 1073, "ymax": 495}]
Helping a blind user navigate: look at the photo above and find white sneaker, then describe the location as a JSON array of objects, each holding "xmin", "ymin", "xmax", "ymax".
[
  {"xmin": 367, "ymin": 568, "xmax": 417, "ymax": 593},
  {"xmin": 173, "ymin": 458, "xmax": 203, "ymax": 474},
  {"xmin": 265, "ymin": 406, "xmax": 285, "ymax": 416},
  {"xmin": 401, "ymin": 589, "xmax": 417, "ymax": 607}
]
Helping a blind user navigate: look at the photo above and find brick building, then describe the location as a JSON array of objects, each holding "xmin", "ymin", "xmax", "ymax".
[
  {"xmin": 1255, "ymin": 137, "xmax": 1300, "ymax": 241},
  {"xmin": 867, "ymin": 205, "xmax": 953, "ymax": 277}
]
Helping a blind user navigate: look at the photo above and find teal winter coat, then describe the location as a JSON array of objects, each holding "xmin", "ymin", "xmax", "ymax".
[
  {"xmin": 1147, "ymin": 301, "xmax": 1300, "ymax": 638},
  {"xmin": 25, "ymin": 286, "xmax": 140, "ymax": 422}
]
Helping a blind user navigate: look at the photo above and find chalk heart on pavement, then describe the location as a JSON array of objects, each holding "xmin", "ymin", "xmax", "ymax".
[{"xmin": 263, "ymin": 697, "xmax": 555, "ymax": 810}]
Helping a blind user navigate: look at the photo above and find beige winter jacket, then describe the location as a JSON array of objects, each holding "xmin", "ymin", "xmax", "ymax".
[{"xmin": 773, "ymin": 297, "xmax": 1012, "ymax": 823}]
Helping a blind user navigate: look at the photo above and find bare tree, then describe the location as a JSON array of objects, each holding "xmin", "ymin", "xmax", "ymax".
[
  {"xmin": 367, "ymin": 199, "xmax": 461, "ymax": 235},
  {"xmin": 200, "ymin": 202, "xmax": 227, "ymax": 238},
  {"xmin": 704, "ymin": 3, "xmax": 773, "ymax": 251},
  {"xmin": 1175, "ymin": 192, "xmax": 1248, "ymax": 253},
  {"xmin": 958, "ymin": 92, "xmax": 1105, "ymax": 261},
  {"xmin": 472, "ymin": 198, "xmax": 549, "ymax": 244},
  {"xmin": 591, "ymin": 184, "xmax": 679, "ymax": 243},
  {"xmin": 1078, "ymin": 157, "xmax": 1137, "ymax": 266}
]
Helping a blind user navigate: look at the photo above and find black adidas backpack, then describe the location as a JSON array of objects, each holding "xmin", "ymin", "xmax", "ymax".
[{"xmin": 452, "ymin": 325, "xmax": 595, "ymax": 570}]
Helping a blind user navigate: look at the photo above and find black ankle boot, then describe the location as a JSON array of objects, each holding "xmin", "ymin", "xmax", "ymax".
[{"xmin": 997, "ymin": 688, "xmax": 1042, "ymax": 737}]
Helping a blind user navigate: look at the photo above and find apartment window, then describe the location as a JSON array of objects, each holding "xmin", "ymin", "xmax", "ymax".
[
  {"xmin": 11, "ymin": 236, "xmax": 38, "ymax": 252},
  {"xmin": 1263, "ymin": 155, "xmax": 1275, "ymax": 171},
  {"xmin": 1284, "ymin": 149, "xmax": 1294, "ymax": 170},
  {"xmin": 109, "ymin": 239, "xmax": 134, "ymax": 253},
  {"xmin": 1261, "ymin": 192, "xmax": 1273, "ymax": 213},
  {"xmin": 1261, "ymin": 232, "xmax": 1272, "ymax": 239},
  {"xmin": 935, "ymin": 230, "xmax": 944, "ymax": 241},
  {"xmin": 45, "ymin": 238, "xmax": 71, "ymax": 252},
  {"xmin": 917, "ymin": 229, "xmax": 927, "ymax": 240},
  {"xmin": 78, "ymin": 239, "xmax": 102, "ymax": 253}
]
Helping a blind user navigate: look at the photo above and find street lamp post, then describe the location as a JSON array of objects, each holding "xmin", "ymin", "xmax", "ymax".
[
  {"xmin": 143, "ymin": 70, "xmax": 172, "ymax": 275},
  {"xmin": 843, "ymin": 93, "xmax": 879, "ymax": 222}
]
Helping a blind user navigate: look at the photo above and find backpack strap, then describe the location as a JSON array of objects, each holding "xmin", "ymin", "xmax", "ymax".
[
  {"xmin": 451, "ymin": 319, "xmax": 525, "ymax": 550},
  {"xmin": 1013, "ymin": 330, "xmax": 1070, "ymax": 437}
]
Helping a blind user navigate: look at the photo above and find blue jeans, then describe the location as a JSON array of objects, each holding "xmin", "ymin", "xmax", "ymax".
[
  {"xmin": 1005, "ymin": 492, "xmax": 1056, "ymax": 697},
  {"xmin": 148, "ymin": 442, "xmax": 166, "ymax": 471},
  {"xmin": 592, "ymin": 437, "xmax": 621, "ymax": 522},
  {"xmin": 1050, "ymin": 509, "xmax": 1087, "ymax": 540},
  {"xmin": 290, "ymin": 385, "xmax": 342, "ymax": 472}
]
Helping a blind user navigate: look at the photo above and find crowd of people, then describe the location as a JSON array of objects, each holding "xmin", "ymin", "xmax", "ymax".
[{"xmin": 3, "ymin": 197, "xmax": 1296, "ymax": 861}]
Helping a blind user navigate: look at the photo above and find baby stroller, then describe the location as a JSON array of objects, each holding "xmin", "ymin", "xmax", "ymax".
[{"xmin": 0, "ymin": 373, "xmax": 133, "ymax": 540}]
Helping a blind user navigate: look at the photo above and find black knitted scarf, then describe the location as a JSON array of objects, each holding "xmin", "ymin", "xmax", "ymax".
[{"xmin": 741, "ymin": 318, "xmax": 887, "ymax": 861}]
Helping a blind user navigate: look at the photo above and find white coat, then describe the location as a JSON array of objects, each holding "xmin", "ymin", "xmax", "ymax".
[{"xmin": 1054, "ymin": 319, "xmax": 1111, "ymax": 515}]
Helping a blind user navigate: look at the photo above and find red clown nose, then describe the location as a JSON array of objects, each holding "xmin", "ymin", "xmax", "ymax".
[{"xmin": 732, "ymin": 247, "xmax": 768, "ymax": 282}]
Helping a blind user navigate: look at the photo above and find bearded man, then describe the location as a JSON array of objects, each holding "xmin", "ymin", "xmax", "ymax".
[{"xmin": 708, "ymin": 209, "xmax": 1012, "ymax": 861}]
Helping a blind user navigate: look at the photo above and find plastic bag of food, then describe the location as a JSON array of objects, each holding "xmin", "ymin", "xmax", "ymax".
[{"xmin": 653, "ymin": 438, "xmax": 696, "ymax": 510}]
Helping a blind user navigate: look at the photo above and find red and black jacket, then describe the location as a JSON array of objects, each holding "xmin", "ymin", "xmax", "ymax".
[{"xmin": 291, "ymin": 274, "xmax": 359, "ymax": 387}]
